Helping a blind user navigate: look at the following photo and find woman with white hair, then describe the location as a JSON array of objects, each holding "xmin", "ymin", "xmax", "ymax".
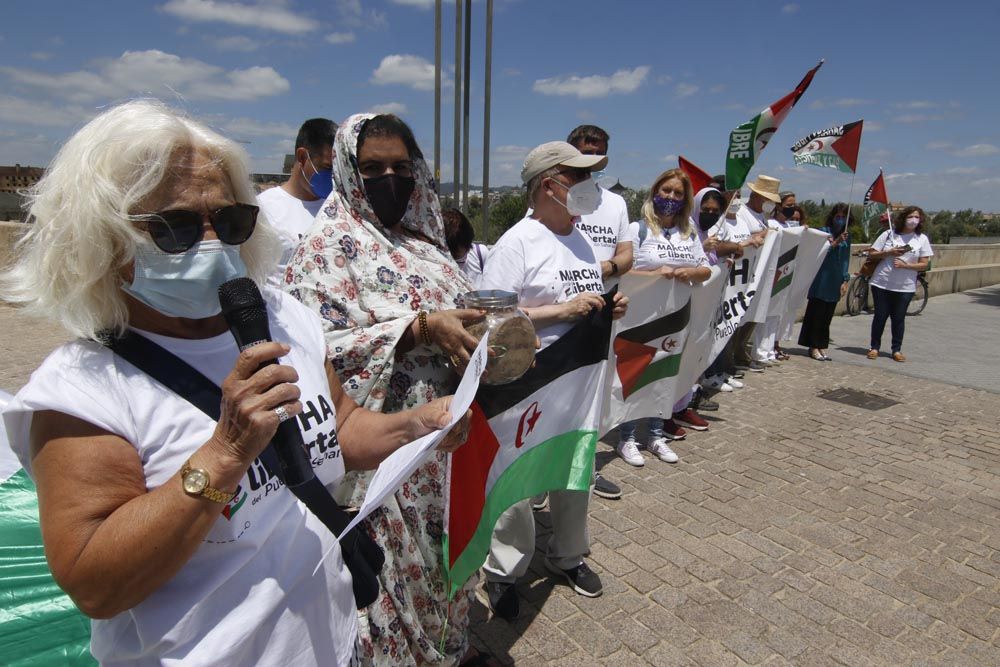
[{"xmin": 0, "ymin": 100, "xmax": 469, "ymax": 667}]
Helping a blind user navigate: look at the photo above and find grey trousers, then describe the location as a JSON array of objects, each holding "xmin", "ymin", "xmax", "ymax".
[{"xmin": 483, "ymin": 488, "xmax": 591, "ymax": 583}]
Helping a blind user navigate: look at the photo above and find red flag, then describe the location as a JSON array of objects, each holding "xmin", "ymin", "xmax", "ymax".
[
  {"xmin": 863, "ymin": 170, "xmax": 890, "ymax": 226},
  {"xmin": 678, "ymin": 156, "xmax": 713, "ymax": 193}
]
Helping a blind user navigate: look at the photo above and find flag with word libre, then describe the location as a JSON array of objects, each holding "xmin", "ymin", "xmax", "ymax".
[
  {"xmin": 863, "ymin": 169, "xmax": 890, "ymax": 226},
  {"xmin": 726, "ymin": 60, "xmax": 825, "ymax": 190},
  {"xmin": 601, "ymin": 274, "xmax": 692, "ymax": 433},
  {"xmin": 678, "ymin": 156, "xmax": 713, "ymax": 193},
  {"xmin": 443, "ymin": 296, "xmax": 614, "ymax": 597},
  {"xmin": 790, "ymin": 120, "xmax": 864, "ymax": 173},
  {"xmin": 0, "ymin": 390, "xmax": 95, "ymax": 666}
]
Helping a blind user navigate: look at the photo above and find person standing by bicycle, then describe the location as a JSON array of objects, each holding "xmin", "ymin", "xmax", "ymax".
[
  {"xmin": 798, "ymin": 204, "xmax": 851, "ymax": 360},
  {"xmin": 865, "ymin": 206, "xmax": 933, "ymax": 362}
]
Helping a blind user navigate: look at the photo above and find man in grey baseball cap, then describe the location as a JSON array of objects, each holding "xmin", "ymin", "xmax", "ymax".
[{"xmin": 476, "ymin": 140, "xmax": 627, "ymax": 620}]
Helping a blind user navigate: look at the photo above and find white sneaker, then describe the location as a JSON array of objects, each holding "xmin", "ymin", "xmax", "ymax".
[
  {"xmin": 617, "ymin": 437, "xmax": 645, "ymax": 467},
  {"xmin": 702, "ymin": 374, "xmax": 733, "ymax": 392},
  {"xmin": 725, "ymin": 375, "xmax": 744, "ymax": 389},
  {"xmin": 648, "ymin": 437, "xmax": 679, "ymax": 463}
]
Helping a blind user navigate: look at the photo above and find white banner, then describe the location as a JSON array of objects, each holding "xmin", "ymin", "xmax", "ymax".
[
  {"xmin": 778, "ymin": 228, "xmax": 831, "ymax": 334},
  {"xmin": 709, "ymin": 232, "xmax": 779, "ymax": 360},
  {"xmin": 674, "ymin": 265, "xmax": 727, "ymax": 395},
  {"xmin": 746, "ymin": 230, "xmax": 781, "ymax": 323}
]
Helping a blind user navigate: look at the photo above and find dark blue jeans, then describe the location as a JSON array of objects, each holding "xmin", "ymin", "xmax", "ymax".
[{"xmin": 870, "ymin": 285, "xmax": 913, "ymax": 353}]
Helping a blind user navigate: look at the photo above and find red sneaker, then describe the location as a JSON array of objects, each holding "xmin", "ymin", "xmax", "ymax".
[
  {"xmin": 672, "ymin": 409, "xmax": 709, "ymax": 431},
  {"xmin": 661, "ymin": 418, "xmax": 688, "ymax": 440}
]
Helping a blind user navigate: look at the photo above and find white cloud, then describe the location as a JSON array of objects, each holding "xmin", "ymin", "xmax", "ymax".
[
  {"xmin": 30, "ymin": 51, "xmax": 53, "ymax": 61},
  {"xmin": 782, "ymin": 3, "xmax": 799, "ymax": 13},
  {"xmin": 326, "ymin": 31, "xmax": 356, "ymax": 44},
  {"xmin": 336, "ymin": 0, "xmax": 387, "ymax": 28},
  {"xmin": 656, "ymin": 74, "xmax": 673, "ymax": 85},
  {"xmin": 675, "ymin": 83, "xmax": 698, "ymax": 99},
  {"xmin": 955, "ymin": 143, "xmax": 999, "ymax": 157},
  {"xmin": 809, "ymin": 97, "xmax": 871, "ymax": 110},
  {"xmin": 886, "ymin": 172, "xmax": 917, "ymax": 182},
  {"xmin": 709, "ymin": 84, "xmax": 726, "ymax": 94},
  {"xmin": 494, "ymin": 145, "xmax": 531, "ymax": 157},
  {"xmin": 926, "ymin": 141, "xmax": 953, "ymax": 150},
  {"xmin": 371, "ymin": 54, "xmax": 437, "ymax": 91},
  {"xmin": 391, "ymin": 0, "xmax": 434, "ymax": 8},
  {"xmin": 215, "ymin": 35, "xmax": 259, "ymax": 51},
  {"xmin": 502, "ymin": 67, "xmax": 521, "ymax": 77},
  {"xmin": 159, "ymin": 0, "xmax": 318, "ymax": 34},
  {"xmin": 895, "ymin": 113, "xmax": 945, "ymax": 123},
  {"xmin": 533, "ymin": 66, "xmax": 650, "ymax": 99},
  {"xmin": 219, "ymin": 117, "xmax": 298, "ymax": 138},
  {"xmin": 971, "ymin": 177, "xmax": 1000, "ymax": 188},
  {"xmin": 368, "ymin": 101, "xmax": 407, "ymax": 115},
  {"xmin": 945, "ymin": 166, "xmax": 982, "ymax": 175},
  {"xmin": 0, "ymin": 50, "xmax": 289, "ymax": 103},
  {"xmin": 865, "ymin": 120, "xmax": 883, "ymax": 131},
  {"xmin": 662, "ymin": 154, "xmax": 678, "ymax": 162},
  {"xmin": 0, "ymin": 94, "xmax": 93, "ymax": 127}
]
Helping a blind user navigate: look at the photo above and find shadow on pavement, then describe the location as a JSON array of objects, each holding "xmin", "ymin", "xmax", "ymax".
[{"xmin": 966, "ymin": 286, "xmax": 1000, "ymax": 308}]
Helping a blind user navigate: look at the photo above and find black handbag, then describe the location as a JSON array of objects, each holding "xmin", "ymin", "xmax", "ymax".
[{"xmin": 106, "ymin": 333, "xmax": 384, "ymax": 609}]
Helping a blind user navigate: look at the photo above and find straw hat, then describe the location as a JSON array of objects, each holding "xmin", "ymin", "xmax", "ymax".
[{"xmin": 746, "ymin": 175, "xmax": 782, "ymax": 203}]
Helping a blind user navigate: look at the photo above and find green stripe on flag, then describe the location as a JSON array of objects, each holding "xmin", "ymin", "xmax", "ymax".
[
  {"xmin": 445, "ymin": 429, "xmax": 597, "ymax": 596},
  {"xmin": 0, "ymin": 470, "xmax": 95, "ymax": 666},
  {"xmin": 772, "ymin": 272, "xmax": 794, "ymax": 296},
  {"xmin": 630, "ymin": 353, "xmax": 681, "ymax": 397}
]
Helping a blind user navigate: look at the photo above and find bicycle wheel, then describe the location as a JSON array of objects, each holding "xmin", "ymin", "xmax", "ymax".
[
  {"xmin": 907, "ymin": 277, "xmax": 928, "ymax": 316},
  {"xmin": 846, "ymin": 276, "xmax": 868, "ymax": 316}
]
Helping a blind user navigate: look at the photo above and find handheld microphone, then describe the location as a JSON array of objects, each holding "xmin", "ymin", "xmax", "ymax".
[{"xmin": 218, "ymin": 278, "xmax": 315, "ymax": 488}]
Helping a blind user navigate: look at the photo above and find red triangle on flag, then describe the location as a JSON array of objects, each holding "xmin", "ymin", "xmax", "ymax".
[
  {"xmin": 614, "ymin": 337, "xmax": 657, "ymax": 399},
  {"xmin": 831, "ymin": 120, "xmax": 863, "ymax": 173},
  {"xmin": 678, "ymin": 156, "xmax": 713, "ymax": 193},
  {"xmin": 868, "ymin": 170, "xmax": 888, "ymax": 205}
]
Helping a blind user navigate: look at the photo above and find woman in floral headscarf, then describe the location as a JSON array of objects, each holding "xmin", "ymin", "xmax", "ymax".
[{"xmin": 285, "ymin": 114, "xmax": 487, "ymax": 666}]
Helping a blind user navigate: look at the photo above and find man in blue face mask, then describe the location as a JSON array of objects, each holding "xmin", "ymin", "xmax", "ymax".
[{"xmin": 257, "ymin": 118, "xmax": 336, "ymax": 280}]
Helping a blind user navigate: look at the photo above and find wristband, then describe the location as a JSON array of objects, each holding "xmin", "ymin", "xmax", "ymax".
[
  {"xmin": 417, "ymin": 311, "xmax": 432, "ymax": 345},
  {"xmin": 609, "ymin": 260, "xmax": 619, "ymax": 276}
]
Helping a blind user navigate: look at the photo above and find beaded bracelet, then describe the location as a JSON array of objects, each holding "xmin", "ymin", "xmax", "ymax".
[{"xmin": 417, "ymin": 311, "xmax": 432, "ymax": 345}]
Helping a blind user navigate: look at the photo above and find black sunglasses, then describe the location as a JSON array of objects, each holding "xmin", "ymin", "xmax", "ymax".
[{"xmin": 137, "ymin": 203, "xmax": 259, "ymax": 254}]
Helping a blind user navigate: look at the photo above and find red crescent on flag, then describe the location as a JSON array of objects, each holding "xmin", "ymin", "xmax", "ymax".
[
  {"xmin": 515, "ymin": 401, "xmax": 542, "ymax": 449},
  {"xmin": 807, "ymin": 139, "xmax": 824, "ymax": 152}
]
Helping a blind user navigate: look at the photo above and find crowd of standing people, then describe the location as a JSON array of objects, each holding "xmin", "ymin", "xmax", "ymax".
[{"xmin": 0, "ymin": 101, "xmax": 933, "ymax": 666}]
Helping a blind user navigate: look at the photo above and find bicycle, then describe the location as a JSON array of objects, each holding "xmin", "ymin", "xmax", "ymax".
[{"xmin": 845, "ymin": 250, "xmax": 928, "ymax": 316}]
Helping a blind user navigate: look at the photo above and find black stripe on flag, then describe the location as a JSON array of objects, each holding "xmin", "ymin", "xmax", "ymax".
[
  {"xmin": 476, "ymin": 289, "xmax": 616, "ymax": 419},
  {"xmin": 777, "ymin": 245, "xmax": 798, "ymax": 266},
  {"xmin": 615, "ymin": 300, "xmax": 690, "ymax": 345}
]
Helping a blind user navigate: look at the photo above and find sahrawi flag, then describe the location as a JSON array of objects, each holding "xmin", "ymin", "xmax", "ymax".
[
  {"xmin": 863, "ymin": 169, "xmax": 890, "ymax": 225},
  {"xmin": 443, "ymin": 297, "xmax": 614, "ymax": 596},
  {"xmin": 790, "ymin": 120, "xmax": 864, "ymax": 173},
  {"xmin": 726, "ymin": 59, "xmax": 824, "ymax": 189},
  {"xmin": 601, "ymin": 274, "xmax": 691, "ymax": 434},
  {"xmin": 0, "ymin": 391, "xmax": 95, "ymax": 666}
]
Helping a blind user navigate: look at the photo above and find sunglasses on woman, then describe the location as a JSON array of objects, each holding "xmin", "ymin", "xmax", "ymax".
[{"xmin": 136, "ymin": 203, "xmax": 259, "ymax": 253}]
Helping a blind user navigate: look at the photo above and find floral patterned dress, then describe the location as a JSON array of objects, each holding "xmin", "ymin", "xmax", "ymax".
[{"xmin": 284, "ymin": 114, "xmax": 476, "ymax": 666}]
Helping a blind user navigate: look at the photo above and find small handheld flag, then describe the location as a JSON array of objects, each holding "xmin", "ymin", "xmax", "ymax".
[{"xmin": 790, "ymin": 120, "xmax": 863, "ymax": 173}]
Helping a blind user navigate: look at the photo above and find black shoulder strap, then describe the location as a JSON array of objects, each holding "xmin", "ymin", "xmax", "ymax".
[{"xmin": 106, "ymin": 332, "xmax": 384, "ymax": 608}]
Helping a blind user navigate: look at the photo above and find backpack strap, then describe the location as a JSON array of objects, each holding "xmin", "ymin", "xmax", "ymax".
[{"xmin": 637, "ymin": 220, "xmax": 649, "ymax": 247}]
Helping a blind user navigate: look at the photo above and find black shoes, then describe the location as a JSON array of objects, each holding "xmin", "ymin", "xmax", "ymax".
[
  {"xmin": 594, "ymin": 473, "xmax": 622, "ymax": 499},
  {"xmin": 487, "ymin": 581, "xmax": 519, "ymax": 621},
  {"xmin": 544, "ymin": 559, "xmax": 603, "ymax": 597}
]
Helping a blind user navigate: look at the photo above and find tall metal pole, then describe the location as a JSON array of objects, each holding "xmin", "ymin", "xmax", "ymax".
[
  {"xmin": 434, "ymin": 0, "xmax": 441, "ymax": 189},
  {"xmin": 452, "ymin": 0, "xmax": 462, "ymax": 207},
  {"xmin": 481, "ymin": 0, "xmax": 493, "ymax": 240},
  {"xmin": 461, "ymin": 0, "xmax": 472, "ymax": 213}
]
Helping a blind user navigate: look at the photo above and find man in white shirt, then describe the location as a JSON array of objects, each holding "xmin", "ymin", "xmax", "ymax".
[
  {"xmin": 257, "ymin": 118, "xmax": 336, "ymax": 281},
  {"xmin": 478, "ymin": 141, "xmax": 628, "ymax": 620},
  {"xmin": 566, "ymin": 124, "xmax": 632, "ymax": 502}
]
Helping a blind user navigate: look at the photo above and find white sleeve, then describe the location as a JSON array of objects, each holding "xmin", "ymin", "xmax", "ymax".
[
  {"xmin": 920, "ymin": 234, "xmax": 934, "ymax": 257},
  {"xmin": 616, "ymin": 200, "xmax": 631, "ymax": 246},
  {"xmin": 872, "ymin": 230, "xmax": 890, "ymax": 251},
  {"xmin": 626, "ymin": 221, "xmax": 640, "ymax": 254},
  {"xmin": 477, "ymin": 241, "xmax": 524, "ymax": 296}
]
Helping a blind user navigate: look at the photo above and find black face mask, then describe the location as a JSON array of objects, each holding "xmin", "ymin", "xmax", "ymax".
[
  {"xmin": 781, "ymin": 206, "xmax": 796, "ymax": 218},
  {"xmin": 699, "ymin": 211, "xmax": 721, "ymax": 231},
  {"xmin": 363, "ymin": 174, "xmax": 416, "ymax": 228}
]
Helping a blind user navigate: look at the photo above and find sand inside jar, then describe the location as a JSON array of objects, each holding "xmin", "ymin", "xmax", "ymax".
[{"xmin": 466, "ymin": 315, "xmax": 536, "ymax": 384}]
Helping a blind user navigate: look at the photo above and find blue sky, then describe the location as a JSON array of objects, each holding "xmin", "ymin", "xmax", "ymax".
[{"xmin": 1, "ymin": 0, "xmax": 998, "ymax": 211}]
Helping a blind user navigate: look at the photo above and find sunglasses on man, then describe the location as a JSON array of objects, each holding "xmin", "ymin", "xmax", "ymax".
[{"xmin": 136, "ymin": 203, "xmax": 259, "ymax": 254}]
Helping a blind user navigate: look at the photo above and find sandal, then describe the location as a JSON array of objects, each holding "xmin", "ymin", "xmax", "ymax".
[
  {"xmin": 892, "ymin": 352, "xmax": 906, "ymax": 362},
  {"xmin": 810, "ymin": 349, "xmax": 825, "ymax": 361},
  {"xmin": 866, "ymin": 349, "xmax": 878, "ymax": 360}
]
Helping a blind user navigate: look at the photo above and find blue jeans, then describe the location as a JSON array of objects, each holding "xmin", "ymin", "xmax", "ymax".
[
  {"xmin": 870, "ymin": 285, "xmax": 913, "ymax": 353},
  {"xmin": 620, "ymin": 418, "xmax": 663, "ymax": 442}
]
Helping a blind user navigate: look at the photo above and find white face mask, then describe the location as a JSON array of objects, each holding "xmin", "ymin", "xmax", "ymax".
[
  {"xmin": 550, "ymin": 176, "xmax": 600, "ymax": 216},
  {"xmin": 905, "ymin": 216, "xmax": 920, "ymax": 230}
]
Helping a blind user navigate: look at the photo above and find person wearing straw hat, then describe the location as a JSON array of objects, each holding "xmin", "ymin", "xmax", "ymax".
[{"xmin": 729, "ymin": 174, "xmax": 782, "ymax": 372}]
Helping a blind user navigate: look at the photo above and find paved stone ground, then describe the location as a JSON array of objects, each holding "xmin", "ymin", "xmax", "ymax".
[{"xmin": 2, "ymin": 299, "xmax": 999, "ymax": 666}]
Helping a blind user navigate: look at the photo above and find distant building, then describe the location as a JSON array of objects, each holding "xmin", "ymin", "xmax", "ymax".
[
  {"xmin": 251, "ymin": 172, "xmax": 288, "ymax": 194},
  {"xmin": 282, "ymin": 154, "xmax": 295, "ymax": 175},
  {"xmin": 0, "ymin": 164, "xmax": 44, "ymax": 193},
  {"xmin": 608, "ymin": 180, "xmax": 628, "ymax": 196}
]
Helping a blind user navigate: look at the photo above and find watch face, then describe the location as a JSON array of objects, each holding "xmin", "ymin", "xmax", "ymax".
[{"xmin": 183, "ymin": 469, "xmax": 209, "ymax": 494}]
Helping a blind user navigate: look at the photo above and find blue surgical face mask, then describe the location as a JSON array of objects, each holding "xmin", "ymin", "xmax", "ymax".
[
  {"xmin": 122, "ymin": 240, "xmax": 248, "ymax": 319},
  {"xmin": 306, "ymin": 154, "xmax": 333, "ymax": 199}
]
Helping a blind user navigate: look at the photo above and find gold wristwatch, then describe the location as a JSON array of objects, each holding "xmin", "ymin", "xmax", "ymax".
[{"xmin": 180, "ymin": 459, "xmax": 233, "ymax": 504}]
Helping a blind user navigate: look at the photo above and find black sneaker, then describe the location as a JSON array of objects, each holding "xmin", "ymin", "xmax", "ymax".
[
  {"xmin": 727, "ymin": 368, "xmax": 745, "ymax": 379},
  {"xmin": 747, "ymin": 361, "xmax": 766, "ymax": 372},
  {"xmin": 530, "ymin": 492, "xmax": 548, "ymax": 510},
  {"xmin": 593, "ymin": 474, "xmax": 622, "ymax": 500},
  {"xmin": 544, "ymin": 559, "xmax": 603, "ymax": 597},
  {"xmin": 487, "ymin": 581, "xmax": 519, "ymax": 620},
  {"xmin": 690, "ymin": 388, "xmax": 719, "ymax": 412}
]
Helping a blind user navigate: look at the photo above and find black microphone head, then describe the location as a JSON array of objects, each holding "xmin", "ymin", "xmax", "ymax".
[{"xmin": 219, "ymin": 277, "xmax": 271, "ymax": 349}]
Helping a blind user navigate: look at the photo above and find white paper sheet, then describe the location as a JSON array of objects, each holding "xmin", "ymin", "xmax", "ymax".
[{"xmin": 325, "ymin": 332, "xmax": 489, "ymax": 552}]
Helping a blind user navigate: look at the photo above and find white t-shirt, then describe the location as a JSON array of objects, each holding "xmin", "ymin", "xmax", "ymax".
[
  {"xmin": 456, "ymin": 242, "xmax": 488, "ymax": 283},
  {"xmin": 478, "ymin": 216, "xmax": 604, "ymax": 348},
  {"xmin": 575, "ymin": 187, "xmax": 630, "ymax": 263},
  {"xmin": 712, "ymin": 207, "xmax": 757, "ymax": 244},
  {"xmin": 2, "ymin": 290, "xmax": 357, "ymax": 667},
  {"xmin": 869, "ymin": 230, "xmax": 933, "ymax": 293},
  {"xmin": 258, "ymin": 186, "xmax": 325, "ymax": 280},
  {"xmin": 629, "ymin": 221, "xmax": 710, "ymax": 271}
]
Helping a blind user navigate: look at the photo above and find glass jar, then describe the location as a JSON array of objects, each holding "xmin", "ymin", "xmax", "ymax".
[{"xmin": 461, "ymin": 290, "xmax": 536, "ymax": 385}]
